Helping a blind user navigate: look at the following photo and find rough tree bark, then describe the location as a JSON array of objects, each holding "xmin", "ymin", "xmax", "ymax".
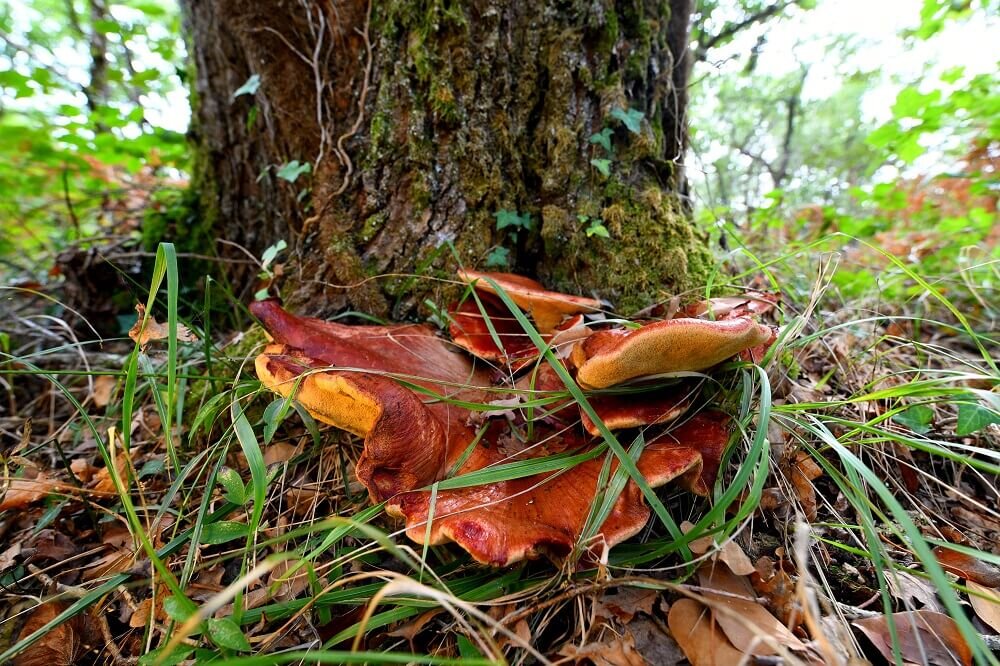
[{"xmin": 181, "ymin": 0, "xmax": 711, "ymax": 318}]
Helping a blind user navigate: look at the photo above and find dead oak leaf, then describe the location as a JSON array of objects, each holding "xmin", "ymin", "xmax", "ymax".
[
  {"xmin": 128, "ymin": 303, "xmax": 195, "ymax": 350},
  {"xmin": 594, "ymin": 587, "xmax": 659, "ymax": 623}
]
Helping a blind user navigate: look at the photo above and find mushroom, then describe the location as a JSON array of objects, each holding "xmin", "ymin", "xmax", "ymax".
[
  {"xmin": 457, "ymin": 270, "xmax": 603, "ymax": 333},
  {"xmin": 571, "ymin": 317, "xmax": 774, "ymax": 389},
  {"xmin": 250, "ymin": 277, "xmax": 774, "ymax": 566}
]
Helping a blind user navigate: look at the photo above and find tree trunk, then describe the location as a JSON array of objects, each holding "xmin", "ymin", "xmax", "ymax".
[{"xmin": 181, "ymin": 0, "xmax": 710, "ymax": 318}]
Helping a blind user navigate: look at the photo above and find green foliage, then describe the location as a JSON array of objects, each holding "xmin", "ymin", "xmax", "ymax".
[
  {"xmin": 0, "ymin": 0, "xmax": 188, "ymax": 268},
  {"xmin": 493, "ymin": 208, "xmax": 532, "ymax": 232},
  {"xmin": 275, "ymin": 160, "xmax": 312, "ymax": 183},
  {"xmin": 610, "ymin": 107, "xmax": 644, "ymax": 134}
]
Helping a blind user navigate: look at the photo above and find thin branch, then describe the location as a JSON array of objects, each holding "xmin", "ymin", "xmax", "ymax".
[{"xmin": 693, "ymin": 0, "xmax": 801, "ymax": 64}]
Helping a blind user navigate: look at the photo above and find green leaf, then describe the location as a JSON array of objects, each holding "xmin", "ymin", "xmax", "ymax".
[
  {"xmin": 956, "ymin": 403, "xmax": 1000, "ymax": 436},
  {"xmin": 199, "ymin": 521, "xmax": 250, "ymax": 545},
  {"xmin": 217, "ymin": 467, "xmax": 247, "ymax": 505},
  {"xmin": 893, "ymin": 404, "xmax": 934, "ymax": 434},
  {"xmin": 589, "ymin": 127, "xmax": 613, "ymax": 153},
  {"xmin": 137, "ymin": 646, "xmax": 193, "ymax": 666},
  {"xmin": 260, "ymin": 239, "xmax": 287, "ymax": 269},
  {"xmin": 232, "ymin": 73, "xmax": 261, "ymax": 99},
  {"xmin": 485, "ymin": 246, "xmax": 509, "ymax": 268},
  {"xmin": 208, "ymin": 617, "xmax": 252, "ymax": 651},
  {"xmin": 262, "ymin": 395, "xmax": 292, "ymax": 444},
  {"xmin": 585, "ymin": 219, "xmax": 610, "ymax": 238},
  {"xmin": 163, "ymin": 594, "xmax": 197, "ymax": 622},
  {"xmin": 493, "ymin": 209, "xmax": 532, "ymax": 231},
  {"xmin": 276, "ymin": 160, "xmax": 311, "ymax": 183},
  {"xmin": 590, "ymin": 158, "xmax": 611, "ymax": 176},
  {"xmin": 610, "ymin": 107, "xmax": 644, "ymax": 134}
]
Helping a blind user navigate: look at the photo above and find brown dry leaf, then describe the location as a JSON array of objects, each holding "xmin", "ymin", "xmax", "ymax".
[
  {"xmin": 558, "ymin": 632, "xmax": 646, "ymax": 666},
  {"xmin": 387, "ymin": 609, "xmax": 442, "ymax": 642},
  {"xmin": 69, "ymin": 458, "xmax": 97, "ymax": 483},
  {"xmin": 751, "ymin": 559, "xmax": 802, "ymax": 630},
  {"xmin": 13, "ymin": 601, "xmax": 99, "ymax": 666},
  {"xmin": 267, "ymin": 559, "xmax": 311, "ymax": 602},
  {"xmin": 285, "ymin": 486, "xmax": 322, "ymax": 516},
  {"xmin": 697, "ymin": 563, "xmax": 807, "ymax": 655},
  {"xmin": 791, "ymin": 450, "xmax": 822, "ymax": 521},
  {"xmin": 628, "ymin": 615, "xmax": 686, "ymax": 666},
  {"xmin": 128, "ymin": 303, "xmax": 195, "ymax": 350},
  {"xmin": 667, "ymin": 598, "xmax": 744, "ymax": 666},
  {"xmin": 594, "ymin": 587, "xmax": 659, "ymax": 623},
  {"xmin": 264, "ymin": 441, "xmax": 303, "ymax": 466},
  {"xmin": 0, "ymin": 542, "xmax": 21, "ymax": 569},
  {"xmin": 933, "ymin": 547, "xmax": 1000, "ymax": 587},
  {"xmin": 890, "ymin": 570, "xmax": 944, "ymax": 613},
  {"xmin": 90, "ymin": 451, "xmax": 132, "ymax": 495},
  {"xmin": 683, "ymin": 522, "xmax": 755, "ymax": 576},
  {"xmin": 0, "ymin": 471, "xmax": 58, "ymax": 511},
  {"xmin": 82, "ymin": 549, "xmax": 134, "ymax": 582},
  {"xmin": 25, "ymin": 530, "xmax": 78, "ymax": 563},
  {"xmin": 853, "ymin": 610, "xmax": 972, "ymax": 666},
  {"xmin": 967, "ymin": 581, "xmax": 1000, "ymax": 633},
  {"xmin": 90, "ymin": 375, "xmax": 116, "ymax": 408}
]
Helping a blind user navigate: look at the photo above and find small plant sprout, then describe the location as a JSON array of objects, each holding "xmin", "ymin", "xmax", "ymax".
[{"xmin": 255, "ymin": 239, "xmax": 287, "ymax": 300}]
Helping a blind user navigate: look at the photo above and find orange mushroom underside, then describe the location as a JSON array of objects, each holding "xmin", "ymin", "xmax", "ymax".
[{"xmin": 250, "ymin": 274, "xmax": 774, "ymax": 566}]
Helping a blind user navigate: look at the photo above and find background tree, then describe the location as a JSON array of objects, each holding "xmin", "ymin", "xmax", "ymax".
[{"xmin": 180, "ymin": 0, "xmax": 715, "ymax": 318}]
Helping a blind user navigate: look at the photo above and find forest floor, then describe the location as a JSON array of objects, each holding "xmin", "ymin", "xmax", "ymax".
[{"xmin": 0, "ymin": 229, "xmax": 998, "ymax": 666}]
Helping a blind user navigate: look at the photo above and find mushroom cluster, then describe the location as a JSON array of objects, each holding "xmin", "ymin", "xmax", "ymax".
[{"xmin": 251, "ymin": 271, "xmax": 774, "ymax": 566}]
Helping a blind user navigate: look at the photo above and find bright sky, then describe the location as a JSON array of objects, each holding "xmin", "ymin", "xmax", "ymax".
[{"xmin": 711, "ymin": 0, "xmax": 999, "ymax": 123}]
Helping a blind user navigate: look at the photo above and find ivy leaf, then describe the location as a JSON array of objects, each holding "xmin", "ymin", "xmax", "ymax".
[
  {"xmin": 232, "ymin": 73, "xmax": 261, "ymax": 99},
  {"xmin": 892, "ymin": 404, "xmax": 934, "ymax": 434},
  {"xmin": 611, "ymin": 107, "xmax": 644, "ymax": 134},
  {"xmin": 956, "ymin": 402, "xmax": 1000, "ymax": 436},
  {"xmin": 590, "ymin": 158, "xmax": 611, "ymax": 177},
  {"xmin": 276, "ymin": 160, "xmax": 311, "ymax": 183},
  {"xmin": 494, "ymin": 209, "xmax": 532, "ymax": 231},
  {"xmin": 485, "ymin": 246, "xmax": 510, "ymax": 268},
  {"xmin": 207, "ymin": 617, "xmax": 252, "ymax": 652},
  {"xmin": 589, "ymin": 127, "xmax": 613, "ymax": 153}
]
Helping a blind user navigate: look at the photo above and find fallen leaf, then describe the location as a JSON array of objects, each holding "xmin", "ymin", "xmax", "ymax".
[
  {"xmin": 0, "ymin": 471, "xmax": 58, "ymax": 511},
  {"xmin": 128, "ymin": 303, "xmax": 195, "ymax": 350},
  {"xmin": 82, "ymin": 549, "xmax": 134, "ymax": 582},
  {"xmin": 90, "ymin": 375, "xmax": 116, "ymax": 408},
  {"xmin": 933, "ymin": 547, "xmax": 1000, "ymax": 587},
  {"xmin": 24, "ymin": 530, "xmax": 78, "ymax": 563},
  {"xmin": 558, "ymin": 632, "xmax": 646, "ymax": 666},
  {"xmin": 13, "ymin": 601, "xmax": 99, "ymax": 666},
  {"xmin": 853, "ymin": 610, "xmax": 972, "ymax": 666},
  {"xmin": 0, "ymin": 542, "xmax": 22, "ymax": 570},
  {"xmin": 70, "ymin": 459, "xmax": 97, "ymax": 483},
  {"xmin": 697, "ymin": 563, "xmax": 807, "ymax": 655},
  {"xmin": 285, "ymin": 486, "xmax": 322, "ymax": 516},
  {"xmin": 791, "ymin": 450, "xmax": 823, "ymax": 521},
  {"xmin": 967, "ymin": 581, "xmax": 1000, "ymax": 633},
  {"xmin": 264, "ymin": 441, "xmax": 303, "ymax": 466},
  {"xmin": 890, "ymin": 570, "xmax": 944, "ymax": 613},
  {"xmin": 667, "ymin": 598, "xmax": 744, "ymax": 666},
  {"xmin": 387, "ymin": 609, "xmax": 442, "ymax": 643},
  {"xmin": 685, "ymin": 524, "xmax": 755, "ymax": 577},
  {"xmin": 595, "ymin": 587, "xmax": 659, "ymax": 623},
  {"xmin": 751, "ymin": 559, "xmax": 803, "ymax": 630},
  {"xmin": 628, "ymin": 615, "xmax": 686, "ymax": 666}
]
